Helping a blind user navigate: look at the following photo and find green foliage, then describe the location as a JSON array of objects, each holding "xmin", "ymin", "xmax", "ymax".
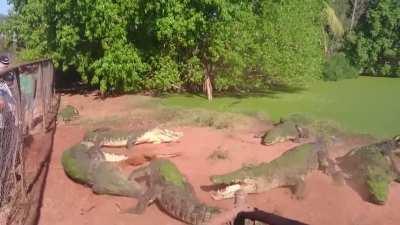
[
  {"xmin": 146, "ymin": 55, "xmax": 182, "ymax": 92},
  {"xmin": 324, "ymin": 3, "xmax": 344, "ymax": 39},
  {"xmin": 323, "ymin": 53, "xmax": 359, "ymax": 81},
  {"xmin": 91, "ymin": 43, "xmax": 147, "ymax": 93},
  {"xmin": 329, "ymin": 0, "xmax": 352, "ymax": 31},
  {"xmin": 260, "ymin": 0, "xmax": 325, "ymax": 86},
  {"xmin": 4, "ymin": 0, "xmax": 327, "ymax": 94},
  {"xmin": 347, "ymin": 0, "xmax": 400, "ymax": 77}
]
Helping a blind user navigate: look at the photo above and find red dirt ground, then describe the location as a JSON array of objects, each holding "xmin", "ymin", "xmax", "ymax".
[{"xmin": 37, "ymin": 94, "xmax": 400, "ymax": 225}]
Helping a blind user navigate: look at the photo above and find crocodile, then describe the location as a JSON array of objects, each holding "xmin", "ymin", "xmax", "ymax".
[
  {"xmin": 337, "ymin": 135, "xmax": 400, "ymax": 205},
  {"xmin": 260, "ymin": 114, "xmax": 342, "ymax": 146},
  {"xmin": 83, "ymin": 128, "xmax": 146, "ymax": 148},
  {"xmin": 122, "ymin": 159, "xmax": 220, "ymax": 225},
  {"xmin": 209, "ymin": 140, "xmax": 334, "ymax": 200},
  {"xmin": 58, "ymin": 104, "xmax": 79, "ymax": 122},
  {"xmin": 261, "ymin": 119, "xmax": 308, "ymax": 146},
  {"xmin": 61, "ymin": 141, "xmax": 144, "ymax": 197},
  {"xmin": 83, "ymin": 127, "xmax": 183, "ymax": 148}
]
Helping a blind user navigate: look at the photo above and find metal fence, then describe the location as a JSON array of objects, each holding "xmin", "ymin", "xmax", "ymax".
[{"xmin": 0, "ymin": 59, "xmax": 58, "ymax": 225}]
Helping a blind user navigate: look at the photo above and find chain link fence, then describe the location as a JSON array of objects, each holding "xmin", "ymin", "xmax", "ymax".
[{"xmin": 0, "ymin": 59, "xmax": 58, "ymax": 225}]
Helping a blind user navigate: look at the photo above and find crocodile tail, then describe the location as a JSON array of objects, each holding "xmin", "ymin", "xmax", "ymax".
[{"xmin": 190, "ymin": 204, "xmax": 220, "ymax": 225}]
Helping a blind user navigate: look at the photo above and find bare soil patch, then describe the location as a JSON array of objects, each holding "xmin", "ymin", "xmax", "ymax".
[{"xmin": 38, "ymin": 93, "xmax": 400, "ymax": 225}]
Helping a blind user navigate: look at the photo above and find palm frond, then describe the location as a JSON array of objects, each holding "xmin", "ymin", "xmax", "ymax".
[{"xmin": 324, "ymin": 3, "xmax": 345, "ymax": 39}]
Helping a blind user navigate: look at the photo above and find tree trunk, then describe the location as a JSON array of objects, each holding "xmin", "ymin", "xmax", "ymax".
[
  {"xmin": 350, "ymin": 0, "xmax": 358, "ymax": 31},
  {"xmin": 203, "ymin": 64, "xmax": 213, "ymax": 101},
  {"xmin": 322, "ymin": 27, "xmax": 328, "ymax": 56},
  {"xmin": 204, "ymin": 74, "xmax": 213, "ymax": 101}
]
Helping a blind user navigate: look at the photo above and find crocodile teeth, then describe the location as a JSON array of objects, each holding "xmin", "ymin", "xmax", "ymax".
[
  {"xmin": 211, "ymin": 184, "xmax": 242, "ymax": 200},
  {"xmin": 103, "ymin": 152, "xmax": 128, "ymax": 162}
]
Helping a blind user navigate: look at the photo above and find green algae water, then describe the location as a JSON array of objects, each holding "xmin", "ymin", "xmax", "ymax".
[{"xmin": 162, "ymin": 77, "xmax": 400, "ymax": 138}]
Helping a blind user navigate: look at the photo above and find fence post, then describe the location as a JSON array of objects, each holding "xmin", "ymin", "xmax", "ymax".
[{"xmin": 40, "ymin": 62, "xmax": 46, "ymax": 132}]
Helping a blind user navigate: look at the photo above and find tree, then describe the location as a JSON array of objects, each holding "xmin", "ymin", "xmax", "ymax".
[
  {"xmin": 349, "ymin": 0, "xmax": 368, "ymax": 31},
  {"xmin": 2, "ymin": 0, "xmax": 328, "ymax": 98},
  {"xmin": 347, "ymin": 0, "xmax": 400, "ymax": 77}
]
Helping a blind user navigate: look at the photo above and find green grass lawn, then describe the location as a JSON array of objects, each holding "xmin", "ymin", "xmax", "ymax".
[{"xmin": 161, "ymin": 77, "xmax": 400, "ymax": 138}]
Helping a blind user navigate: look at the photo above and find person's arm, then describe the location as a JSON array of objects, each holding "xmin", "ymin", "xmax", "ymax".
[{"xmin": 0, "ymin": 93, "xmax": 5, "ymax": 110}]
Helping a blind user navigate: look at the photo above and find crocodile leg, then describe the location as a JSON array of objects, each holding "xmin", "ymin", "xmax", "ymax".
[
  {"xmin": 128, "ymin": 166, "xmax": 151, "ymax": 181},
  {"xmin": 290, "ymin": 177, "xmax": 306, "ymax": 200},
  {"xmin": 317, "ymin": 148, "xmax": 332, "ymax": 175},
  {"xmin": 123, "ymin": 187, "xmax": 159, "ymax": 214}
]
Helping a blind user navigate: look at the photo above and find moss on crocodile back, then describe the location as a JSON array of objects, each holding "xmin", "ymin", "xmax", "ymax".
[
  {"xmin": 61, "ymin": 146, "xmax": 91, "ymax": 183},
  {"xmin": 155, "ymin": 159, "xmax": 187, "ymax": 189},
  {"xmin": 61, "ymin": 142, "xmax": 104, "ymax": 184},
  {"xmin": 366, "ymin": 166, "xmax": 391, "ymax": 204},
  {"xmin": 339, "ymin": 146, "xmax": 395, "ymax": 204}
]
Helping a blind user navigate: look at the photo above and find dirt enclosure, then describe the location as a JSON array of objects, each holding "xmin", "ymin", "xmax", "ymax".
[{"xmin": 37, "ymin": 93, "xmax": 400, "ymax": 225}]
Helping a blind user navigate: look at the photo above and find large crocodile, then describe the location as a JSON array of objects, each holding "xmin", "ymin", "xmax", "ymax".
[
  {"xmin": 61, "ymin": 141, "xmax": 144, "ymax": 197},
  {"xmin": 210, "ymin": 140, "xmax": 334, "ymax": 200},
  {"xmin": 122, "ymin": 159, "xmax": 220, "ymax": 225},
  {"xmin": 337, "ymin": 135, "xmax": 400, "ymax": 205},
  {"xmin": 261, "ymin": 119, "xmax": 308, "ymax": 146},
  {"xmin": 83, "ymin": 128, "xmax": 146, "ymax": 148},
  {"xmin": 260, "ymin": 114, "xmax": 341, "ymax": 146},
  {"xmin": 83, "ymin": 127, "xmax": 183, "ymax": 148}
]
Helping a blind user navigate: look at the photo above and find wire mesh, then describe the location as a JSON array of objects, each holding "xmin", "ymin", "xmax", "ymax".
[
  {"xmin": 0, "ymin": 67, "xmax": 24, "ymax": 224},
  {"xmin": 0, "ymin": 59, "xmax": 58, "ymax": 225}
]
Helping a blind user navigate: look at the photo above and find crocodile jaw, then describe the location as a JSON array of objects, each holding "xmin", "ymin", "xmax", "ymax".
[
  {"xmin": 210, "ymin": 180, "xmax": 257, "ymax": 200},
  {"xmin": 101, "ymin": 140, "xmax": 128, "ymax": 147}
]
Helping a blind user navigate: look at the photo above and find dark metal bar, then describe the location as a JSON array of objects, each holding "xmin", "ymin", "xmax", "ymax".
[{"xmin": 233, "ymin": 208, "xmax": 310, "ymax": 225}]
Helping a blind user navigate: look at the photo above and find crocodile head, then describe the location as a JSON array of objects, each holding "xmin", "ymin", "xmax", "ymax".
[
  {"xmin": 61, "ymin": 142, "xmax": 104, "ymax": 183},
  {"xmin": 210, "ymin": 168, "xmax": 258, "ymax": 200},
  {"xmin": 261, "ymin": 120, "xmax": 300, "ymax": 146}
]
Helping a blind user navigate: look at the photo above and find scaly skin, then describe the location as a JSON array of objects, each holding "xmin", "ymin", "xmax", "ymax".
[
  {"xmin": 261, "ymin": 120, "xmax": 307, "ymax": 146},
  {"xmin": 261, "ymin": 114, "xmax": 342, "ymax": 146},
  {"xmin": 210, "ymin": 141, "xmax": 331, "ymax": 200},
  {"xmin": 61, "ymin": 142, "xmax": 144, "ymax": 197},
  {"xmin": 83, "ymin": 128, "xmax": 145, "ymax": 148},
  {"xmin": 337, "ymin": 135, "xmax": 400, "ymax": 205},
  {"xmin": 124, "ymin": 159, "xmax": 220, "ymax": 225}
]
